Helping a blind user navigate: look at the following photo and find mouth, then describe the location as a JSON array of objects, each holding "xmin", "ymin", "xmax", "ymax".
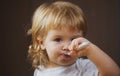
[
  {"xmin": 63, "ymin": 51, "xmax": 70, "ymax": 55},
  {"xmin": 61, "ymin": 51, "xmax": 71, "ymax": 58}
]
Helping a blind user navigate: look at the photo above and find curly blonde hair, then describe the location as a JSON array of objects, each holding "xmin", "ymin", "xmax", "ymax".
[{"xmin": 28, "ymin": 1, "xmax": 87, "ymax": 69}]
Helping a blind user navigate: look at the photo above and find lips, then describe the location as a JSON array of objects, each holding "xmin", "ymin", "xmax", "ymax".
[{"xmin": 61, "ymin": 53, "xmax": 71, "ymax": 59}]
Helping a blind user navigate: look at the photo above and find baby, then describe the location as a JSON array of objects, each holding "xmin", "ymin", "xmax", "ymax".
[{"xmin": 28, "ymin": 1, "xmax": 120, "ymax": 76}]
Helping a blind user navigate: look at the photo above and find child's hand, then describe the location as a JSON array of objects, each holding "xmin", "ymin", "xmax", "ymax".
[{"xmin": 68, "ymin": 37, "xmax": 91, "ymax": 57}]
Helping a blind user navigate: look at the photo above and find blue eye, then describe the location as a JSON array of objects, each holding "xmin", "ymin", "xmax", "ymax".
[{"xmin": 54, "ymin": 38, "xmax": 62, "ymax": 42}]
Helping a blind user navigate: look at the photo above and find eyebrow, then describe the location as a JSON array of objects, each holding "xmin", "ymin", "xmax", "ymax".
[
  {"xmin": 52, "ymin": 34, "xmax": 62, "ymax": 38},
  {"xmin": 53, "ymin": 33, "xmax": 82, "ymax": 38}
]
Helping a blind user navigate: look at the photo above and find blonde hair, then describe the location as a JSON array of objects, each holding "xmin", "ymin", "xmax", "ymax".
[{"xmin": 28, "ymin": 1, "xmax": 87, "ymax": 69}]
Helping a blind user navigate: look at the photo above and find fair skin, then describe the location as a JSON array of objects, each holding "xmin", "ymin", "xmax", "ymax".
[
  {"xmin": 40, "ymin": 28, "xmax": 82, "ymax": 67},
  {"xmin": 39, "ymin": 28, "xmax": 120, "ymax": 76}
]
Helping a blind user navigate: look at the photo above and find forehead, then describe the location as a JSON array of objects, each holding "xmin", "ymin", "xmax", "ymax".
[{"xmin": 47, "ymin": 28, "xmax": 83, "ymax": 37}]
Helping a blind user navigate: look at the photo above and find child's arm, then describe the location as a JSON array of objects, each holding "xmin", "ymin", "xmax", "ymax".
[
  {"xmin": 86, "ymin": 44, "xmax": 120, "ymax": 76},
  {"xmin": 69, "ymin": 37, "xmax": 120, "ymax": 76}
]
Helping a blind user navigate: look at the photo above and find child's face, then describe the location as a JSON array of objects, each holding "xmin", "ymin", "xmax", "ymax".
[{"xmin": 40, "ymin": 28, "xmax": 83, "ymax": 68}]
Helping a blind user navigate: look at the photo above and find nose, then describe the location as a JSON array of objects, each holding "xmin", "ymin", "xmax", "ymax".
[{"xmin": 62, "ymin": 42, "xmax": 71, "ymax": 51}]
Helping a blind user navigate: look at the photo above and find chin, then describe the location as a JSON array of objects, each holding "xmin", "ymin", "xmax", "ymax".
[{"xmin": 58, "ymin": 60, "xmax": 76, "ymax": 66}]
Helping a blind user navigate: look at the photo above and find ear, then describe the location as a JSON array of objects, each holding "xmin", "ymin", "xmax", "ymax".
[
  {"xmin": 40, "ymin": 41, "xmax": 46, "ymax": 50},
  {"xmin": 37, "ymin": 37, "xmax": 46, "ymax": 50}
]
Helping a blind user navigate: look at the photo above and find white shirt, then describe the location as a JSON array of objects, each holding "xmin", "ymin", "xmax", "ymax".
[{"xmin": 34, "ymin": 58, "xmax": 98, "ymax": 76}]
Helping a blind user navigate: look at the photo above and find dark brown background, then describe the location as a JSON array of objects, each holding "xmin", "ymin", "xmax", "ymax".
[{"xmin": 1, "ymin": 0, "xmax": 120, "ymax": 76}]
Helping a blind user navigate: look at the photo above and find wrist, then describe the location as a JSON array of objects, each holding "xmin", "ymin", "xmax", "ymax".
[{"xmin": 85, "ymin": 43, "xmax": 101, "ymax": 58}]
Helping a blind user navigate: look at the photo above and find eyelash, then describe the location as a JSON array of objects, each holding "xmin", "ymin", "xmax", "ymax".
[
  {"xmin": 54, "ymin": 38, "xmax": 76, "ymax": 42},
  {"xmin": 54, "ymin": 38, "xmax": 62, "ymax": 42}
]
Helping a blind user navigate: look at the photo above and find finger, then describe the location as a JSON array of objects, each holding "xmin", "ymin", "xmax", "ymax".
[
  {"xmin": 78, "ymin": 50, "xmax": 85, "ymax": 57},
  {"xmin": 68, "ymin": 51, "xmax": 77, "ymax": 57}
]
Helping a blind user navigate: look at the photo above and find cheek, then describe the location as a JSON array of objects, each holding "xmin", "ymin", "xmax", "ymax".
[
  {"xmin": 45, "ymin": 42, "xmax": 62, "ymax": 56},
  {"xmin": 46, "ymin": 47, "xmax": 58, "ymax": 61},
  {"xmin": 46, "ymin": 47, "xmax": 58, "ymax": 54},
  {"xmin": 45, "ymin": 43, "xmax": 58, "ymax": 54},
  {"xmin": 45, "ymin": 43, "xmax": 62, "ymax": 57}
]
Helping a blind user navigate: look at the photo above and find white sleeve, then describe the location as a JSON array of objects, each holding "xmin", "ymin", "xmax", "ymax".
[
  {"xmin": 76, "ymin": 58, "xmax": 99, "ymax": 76},
  {"xmin": 34, "ymin": 69, "xmax": 39, "ymax": 76}
]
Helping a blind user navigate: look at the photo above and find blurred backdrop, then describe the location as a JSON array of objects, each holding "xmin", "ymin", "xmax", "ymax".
[{"xmin": 1, "ymin": 0, "xmax": 120, "ymax": 76}]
